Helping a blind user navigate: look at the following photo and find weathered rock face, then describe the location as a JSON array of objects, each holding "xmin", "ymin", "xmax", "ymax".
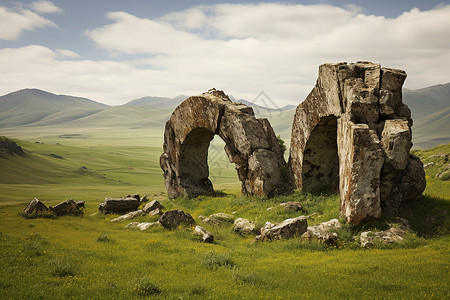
[
  {"xmin": 160, "ymin": 89, "xmax": 292, "ymax": 198},
  {"xmin": 289, "ymin": 62, "xmax": 425, "ymax": 224}
]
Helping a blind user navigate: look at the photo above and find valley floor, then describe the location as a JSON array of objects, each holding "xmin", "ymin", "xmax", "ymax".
[{"xmin": 0, "ymin": 135, "xmax": 449, "ymax": 299}]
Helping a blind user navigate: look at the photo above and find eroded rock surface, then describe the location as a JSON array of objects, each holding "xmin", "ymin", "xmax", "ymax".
[
  {"xmin": 289, "ymin": 62, "xmax": 425, "ymax": 224},
  {"xmin": 160, "ymin": 89, "xmax": 292, "ymax": 198}
]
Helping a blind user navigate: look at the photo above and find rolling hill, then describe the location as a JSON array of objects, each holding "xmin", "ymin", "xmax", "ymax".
[
  {"xmin": 0, "ymin": 84, "xmax": 448, "ymax": 148},
  {"xmin": 0, "ymin": 89, "xmax": 109, "ymax": 127},
  {"xmin": 403, "ymin": 83, "xmax": 450, "ymax": 148}
]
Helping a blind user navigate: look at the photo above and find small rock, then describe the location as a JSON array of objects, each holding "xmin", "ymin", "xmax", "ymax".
[
  {"xmin": 280, "ymin": 201, "xmax": 303, "ymax": 212},
  {"xmin": 233, "ymin": 218, "xmax": 256, "ymax": 234},
  {"xmin": 143, "ymin": 200, "xmax": 163, "ymax": 214},
  {"xmin": 259, "ymin": 216, "xmax": 308, "ymax": 241},
  {"xmin": 158, "ymin": 210, "xmax": 196, "ymax": 229},
  {"xmin": 423, "ymin": 162, "xmax": 435, "ymax": 168},
  {"xmin": 125, "ymin": 221, "xmax": 161, "ymax": 230},
  {"xmin": 110, "ymin": 210, "xmax": 144, "ymax": 222},
  {"xmin": 194, "ymin": 225, "xmax": 214, "ymax": 243},
  {"xmin": 23, "ymin": 198, "xmax": 49, "ymax": 214},
  {"xmin": 148, "ymin": 208, "xmax": 162, "ymax": 216},
  {"xmin": 51, "ymin": 199, "xmax": 81, "ymax": 216}
]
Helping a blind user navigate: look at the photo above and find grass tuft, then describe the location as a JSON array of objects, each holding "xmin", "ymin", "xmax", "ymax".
[
  {"xmin": 132, "ymin": 279, "xmax": 162, "ymax": 297},
  {"xmin": 49, "ymin": 258, "xmax": 78, "ymax": 278},
  {"xmin": 202, "ymin": 251, "xmax": 235, "ymax": 269},
  {"xmin": 96, "ymin": 233, "xmax": 114, "ymax": 243}
]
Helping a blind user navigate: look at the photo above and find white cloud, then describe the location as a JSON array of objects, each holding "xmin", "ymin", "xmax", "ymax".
[
  {"xmin": 55, "ymin": 49, "xmax": 80, "ymax": 58},
  {"xmin": 0, "ymin": 3, "xmax": 449, "ymax": 107},
  {"xmin": 29, "ymin": 1, "xmax": 62, "ymax": 14},
  {"xmin": 0, "ymin": 4, "xmax": 57, "ymax": 40}
]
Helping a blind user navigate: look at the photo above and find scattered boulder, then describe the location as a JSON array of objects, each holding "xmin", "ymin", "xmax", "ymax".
[
  {"xmin": 158, "ymin": 210, "xmax": 196, "ymax": 229},
  {"xmin": 51, "ymin": 199, "xmax": 81, "ymax": 216},
  {"xmin": 360, "ymin": 228, "xmax": 408, "ymax": 248},
  {"xmin": 303, "ymin": 219, "xmax": 341, "ymax": 244},
  {"xmin": 280, "ymin": 201, "xmax": 303, "ymax": 212},
  {"xmin": 194, "ymin": 225, "xmax": 214, "ymax": 243},
  {"xmin": 258, "ymin": 216, "xmax": 308, "ymax": 241},
  {"xmin": 23, "ymin": 198, "xmax": 49, "ymax": 214},
  {"xmin": 125, "ymin": 221, "xmax": 161, "ymax": 230},
  {"xmin": 233, "ymin": 218, "xmax": 257, "ymax": 234},
  {"xmin": 110, "ymin": 210, "xmax": 144, "ymax": 222},
  {"xmin": 98, "ymin": 197, "xmax": 140, "ymax": 214},
  {"xmin": 200, "ymin": 213, "xmax": 235, "ymax": 225},
  {"xmin": 360, "ymin": 218, "xmax": 411, "ymax": 247},
  {"xmin": 143, "ymin": 200, "xmax": 164, "ymax": 214},
  {"xmin": 423, "ymin": 162, "xmax": 435, "ymax": 168}
]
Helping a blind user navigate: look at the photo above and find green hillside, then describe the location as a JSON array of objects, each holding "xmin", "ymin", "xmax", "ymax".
[{"xmin": 0, "ymin": 89, "xmax": 108, "ymax": 127}]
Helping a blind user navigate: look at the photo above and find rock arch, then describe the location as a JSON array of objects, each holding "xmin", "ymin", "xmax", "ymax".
[
  {"xmin": 289, "ymin": 62, "xmax": 426, "ymax": 224},
  {"xmin": 160, "ymin": 89, "xmax": 292, "ymax": 199}
]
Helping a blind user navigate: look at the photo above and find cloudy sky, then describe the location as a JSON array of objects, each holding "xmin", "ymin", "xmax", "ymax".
[{"xmin": 0, "ymin": 0, "xmax": 449, "ymax": 106}]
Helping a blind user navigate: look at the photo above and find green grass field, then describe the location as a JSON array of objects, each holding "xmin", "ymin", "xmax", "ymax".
[{"xmin": 0, "ymin": 129, "xmax": 449, "ymax": 299}]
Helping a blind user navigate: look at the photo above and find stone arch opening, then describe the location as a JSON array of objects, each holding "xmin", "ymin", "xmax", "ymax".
[
  {"xmin": 178, "ymin": 127, "xmax": 215, "ymax": 195},
  {"xmin": 161, "ymin": 89, "xmax": 292, "ymax": 199},
  {"xmin": 301, "ymin": 116, "xmax": 339, "ymax": 193}
]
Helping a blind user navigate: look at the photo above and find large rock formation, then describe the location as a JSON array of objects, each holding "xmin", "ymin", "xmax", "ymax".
[
  {"xmin": 289, "ymin": 62, "xmax": 425, "ymax": 224},
  {"xmin": 160, "ymin": 89, "xmax": 292, "ymax": 198}
]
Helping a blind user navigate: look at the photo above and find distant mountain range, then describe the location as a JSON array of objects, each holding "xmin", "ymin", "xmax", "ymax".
[{"xmin": 0, "ymin": 84, "xmax": 449, "ymax": 148}]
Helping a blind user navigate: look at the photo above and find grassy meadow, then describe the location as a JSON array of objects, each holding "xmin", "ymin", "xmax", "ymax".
[{"xmin": 0, "ymin": 125, "xmax": 449, "ymax": 299}]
